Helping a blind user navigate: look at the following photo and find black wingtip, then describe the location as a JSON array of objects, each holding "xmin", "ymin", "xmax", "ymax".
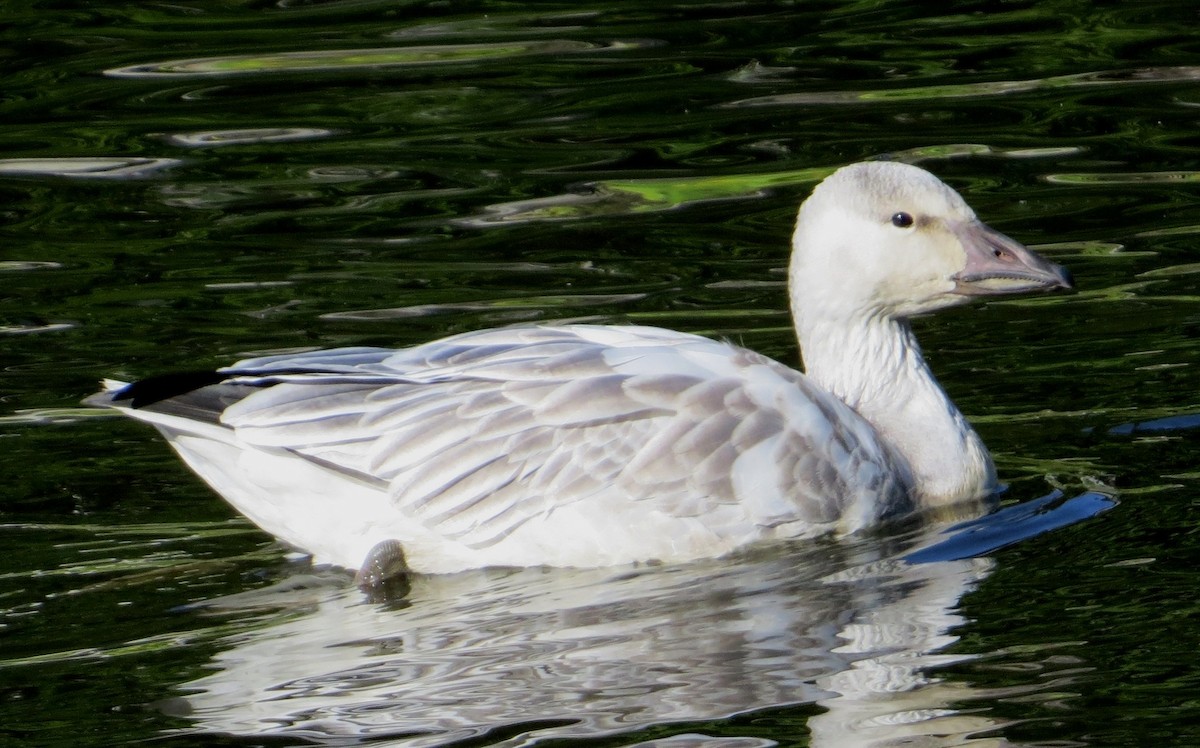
[{"xmin": 112, "ymin": 370, "xmax": 229, "ymax": 409}]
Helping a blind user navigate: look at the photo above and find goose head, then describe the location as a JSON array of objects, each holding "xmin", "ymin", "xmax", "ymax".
[
  {"xmin": 789, "ymin": 161, "xmax": 1072, "ymax": 326},
  {"xmin": 787, "ymin": 162, "xmax": 1072, "ymax": 505}
]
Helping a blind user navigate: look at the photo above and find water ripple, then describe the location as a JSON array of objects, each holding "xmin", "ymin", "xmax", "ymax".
[
  {"xmin": 721, "ymin": 66, "xmax": 1200, "ymax": 107},
  {"xmin": 0, "ymin": 322, "xmax": 76, "ymax": 335},
  {"xmin": 1044, "ymin": 170, "xmax": 1200, "ymax": 185},
  {"xmin": 625, "ymin": 736, "xmax": 778, "ymax": 748},
  {"xmin": 321, "ymin": 294, "xmax": 648, "ymax": 322},
  {"xmin": 457, "ymin": 144, "xmax": 1074, "ymax": 225},
  {"xmin": 0, "ymin": 261, "xmax": 62, "ymax": 271},
  {"xmin": 105, "ymin": 41, "xmax": 615, "ymax": 78},
  {"xmin": 386, "ymin": 12, "xmax": 596, "ymax": 40},
  {"xmin": 0, "ymin": 157, "xmax": 181, "ymax": 179},
  {"xmin": 166, "ymin": 127, "xmax": 336, "ymax": 147}
]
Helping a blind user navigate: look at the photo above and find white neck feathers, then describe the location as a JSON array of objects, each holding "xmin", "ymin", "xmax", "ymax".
[{"xmin": 794, "ymin": 312, "xmax": 995, "ymax": 505}]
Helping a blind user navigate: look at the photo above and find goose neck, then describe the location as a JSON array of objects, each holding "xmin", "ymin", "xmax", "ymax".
[{"xmin": 797, "ymin": 312, "xmax": 996, "ymax": 506}]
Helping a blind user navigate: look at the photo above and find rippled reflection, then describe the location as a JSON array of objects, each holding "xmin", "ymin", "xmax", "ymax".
[
  {"xmin": 165, "ymin": 127, "xmax": 336, "ymax": 147},
  {"xmin": 0, "ymin": 322, "xmax": 76, "ymax": 335},
  {"xmin": 722, "ymin": 66, "xmax": 1200, "ymax": 107},
  {"xmin": 0, "ymin": 157, "xmax": 181, "ymax": 178},
  {"xmin": 1044, "ymin": 170, "xmax": 1200, "ymax": 185},
  {"xmin": 162, "ymin": 490, "xmax": 1112, "ymax": 748},
  {"xmin": 104, "ymin": 41, "xmax": 614, "ymax": 78},
  {"xmin": 455, "ymin": 144, "xmax": 1075, "ymax": 225},
  {"xmin": 320, "ymin": 293, "xmax": 648, "ymax": 321},
  {"xmin": 0, "ymin": 261, "xmax": 62, "ymax": 271},
  {"xmin": 170, "ymin": 540, "xmax": 991, "ymax": 747}
]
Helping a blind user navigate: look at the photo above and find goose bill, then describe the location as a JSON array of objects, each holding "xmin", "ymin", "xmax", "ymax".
[{"xmin": 950, "ymin": 221, "xmax": 1073, "ymax": 296}]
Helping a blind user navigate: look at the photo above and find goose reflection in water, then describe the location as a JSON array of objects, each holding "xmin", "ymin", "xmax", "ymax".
[{"xmin": 166, "ymin": 491, "xmax": 1111, "ymax": 748}]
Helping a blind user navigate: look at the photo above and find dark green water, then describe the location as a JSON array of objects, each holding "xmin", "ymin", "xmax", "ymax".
[{"xmin": 3, "ymin": 1, "xmax": 1200, "ymax": 745}]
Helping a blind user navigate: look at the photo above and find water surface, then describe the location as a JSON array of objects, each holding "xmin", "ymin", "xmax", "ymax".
[{"xmin": 3, "ymin": 1, "xmax": 1200, "ymax": 746}]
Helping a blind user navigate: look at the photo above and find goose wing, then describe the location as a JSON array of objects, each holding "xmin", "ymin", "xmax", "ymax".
[{"xmin": 211, "ymin": 325, "xmax": 911, "ymax": 549}]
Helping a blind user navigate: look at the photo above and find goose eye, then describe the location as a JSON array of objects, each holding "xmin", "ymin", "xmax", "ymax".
[{"xmin": 891, "ymin": 212, "xmax": 914, "ymax": 228}]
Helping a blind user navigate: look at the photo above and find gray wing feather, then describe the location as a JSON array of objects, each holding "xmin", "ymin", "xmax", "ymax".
[{"xmin": 214, "ymin": 325, "xmax": 909, "ymax": 549}]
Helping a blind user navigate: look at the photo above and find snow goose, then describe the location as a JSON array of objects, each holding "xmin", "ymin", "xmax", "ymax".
[{"xmin": 87, "ymin": 161, "xmax": 1072, "ymax": 578}]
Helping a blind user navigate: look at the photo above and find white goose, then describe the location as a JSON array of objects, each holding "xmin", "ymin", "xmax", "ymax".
[{"xmin": 88, "ymin": 161, "xmax": 1071, "ymax": 579}]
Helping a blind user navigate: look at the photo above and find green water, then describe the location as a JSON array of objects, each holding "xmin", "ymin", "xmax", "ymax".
[{"xmin": 3, "ymin": 1, "xmax": 1200, "ymax": 745}]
